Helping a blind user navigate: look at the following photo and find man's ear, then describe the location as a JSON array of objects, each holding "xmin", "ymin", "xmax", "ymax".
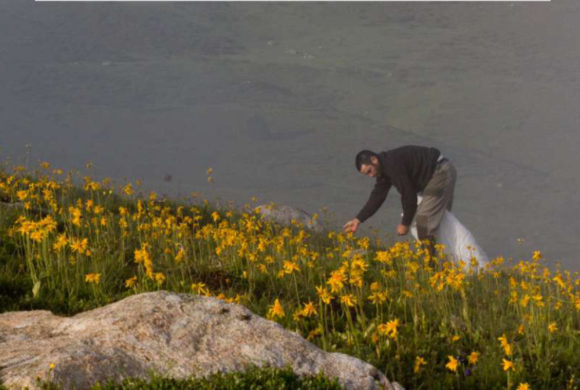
[{"xmin": 370, "ymin": 156, "xmax": 379, "ymax": 165}]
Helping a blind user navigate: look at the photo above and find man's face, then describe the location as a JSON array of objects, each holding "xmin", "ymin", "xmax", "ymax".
[{"xmin": 359, "ymin": 156, "xmax": 380, "ymax": 178}]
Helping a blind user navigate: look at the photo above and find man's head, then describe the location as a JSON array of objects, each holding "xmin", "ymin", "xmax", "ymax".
[{"xmin": 355, "ymin": 150, "xmax": 381, "ymax": 178}]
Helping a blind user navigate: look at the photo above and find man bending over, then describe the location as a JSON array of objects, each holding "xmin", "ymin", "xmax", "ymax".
[{"xmin": 343, "ymin": 145, "xmax": 457, "ymax": 253}]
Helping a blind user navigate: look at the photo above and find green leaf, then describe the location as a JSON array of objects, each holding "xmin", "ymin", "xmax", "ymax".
[{"xmin": 32, "ymin": 280, "xmax": 41, "ymax": 298}]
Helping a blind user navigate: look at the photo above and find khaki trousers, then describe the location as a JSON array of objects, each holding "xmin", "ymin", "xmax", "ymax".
[{"xmin": 415, "ymin": 160, "xmax": 457, "ymax": 241}]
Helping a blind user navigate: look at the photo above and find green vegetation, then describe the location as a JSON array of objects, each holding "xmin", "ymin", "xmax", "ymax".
[
  {"xmin": 0, "ymin": 161, "xmax": 579, "ymax": 390},
  {"xmin": 35, "ymin": 366, "xmax": 343, "ymax": 390}
]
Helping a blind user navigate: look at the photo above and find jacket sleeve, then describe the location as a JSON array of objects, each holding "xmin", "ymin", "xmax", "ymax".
[
  {"xmin": 398, "ymin": 172, "xmax": 419, "ymax": 226},
  {"xmin": 356, "ymin": 176, "xmax": 391, "ymax": 223}
]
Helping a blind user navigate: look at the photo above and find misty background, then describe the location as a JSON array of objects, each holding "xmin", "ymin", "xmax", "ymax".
[{"xmin": 1, "ymin": 1, "xmax": 579, "ymax": 271}]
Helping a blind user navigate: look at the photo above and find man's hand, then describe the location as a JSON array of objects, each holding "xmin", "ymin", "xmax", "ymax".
[
  {"xmin": 396, "ymin": 224, "xmax": 409, "ymax": 236},
  {"xmin": 343, "ymin": 218, "xmax": 361, "ymax": 233}
]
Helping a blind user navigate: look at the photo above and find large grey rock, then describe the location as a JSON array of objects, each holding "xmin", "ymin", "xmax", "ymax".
[
  {"xmin": 256, "ymin": 203, "xmax": 324, "ymax": 232},
  {"xmin": 0, "ymin": 291, "xmax": 400, "ymax": 390}
]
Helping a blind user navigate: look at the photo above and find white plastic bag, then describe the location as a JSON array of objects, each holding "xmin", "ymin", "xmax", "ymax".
[{"xmin": 409, "ymin": 196, "xmax": 489, "ymax": 269}]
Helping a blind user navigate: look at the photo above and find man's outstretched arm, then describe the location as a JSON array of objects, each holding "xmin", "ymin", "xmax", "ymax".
[{"xmin": 344, "ymin": 176, "xmax": 391, "ymax": 232}]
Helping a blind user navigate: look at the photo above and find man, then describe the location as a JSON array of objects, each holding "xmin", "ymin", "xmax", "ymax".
[{"xmin": 343, "ymin": 145, "xmax": 457, "ymax": 251}]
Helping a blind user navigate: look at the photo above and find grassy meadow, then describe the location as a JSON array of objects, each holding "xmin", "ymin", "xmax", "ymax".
[{"xmin": 0, "ymin": 161, "xmax": 579, "ymax": 390}]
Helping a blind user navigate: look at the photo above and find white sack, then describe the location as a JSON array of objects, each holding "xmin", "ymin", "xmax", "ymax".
[{"xmin": 409, "ymin": 195, "xmax": 489, "ymax": 269}]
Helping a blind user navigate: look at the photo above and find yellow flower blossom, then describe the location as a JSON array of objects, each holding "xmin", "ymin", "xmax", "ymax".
[
  {"xmin": 548, "ymin": 322, "xmax": 558, "ymax": 333},
  {"xmin": 414, "ymin": 356, "xmax": 427, "ymax": 373},
  {"xmin": 301, "ymin": 301, "xmax": 318, "ymax": 317},
  {"xmin": 378, "ymin": 318, "xmax": 400, "ymax": 340},
  {"xmin": 368, "ymin": 291, "xmax": 388, "ymax": 304},
  {"xmin": 374, "ymin": 251, "xmax": 392, "ymax": 264},
  {"xmin": 125, "ymin": 276, "xmax": 138, "ymax": 288},
  {"xmin": 339, "ymin": 294, "xmax": 356, "ymax": 307},
  {"xmin": 315, "ymin": 286, "xmax": 332, "ymax": 305},
  {"xmin": 517, "ymin": 383, "xmax": 531, "ymax": 390},
  {"xmin": 16, "ymin": 190, "xmax": 28, "ymax": 201},
  {"xmin": 134, "ymin": 244, "xmax": 154, "ymax": 279},
  {"xmin": 502, "ymin": 358, "xmax": 514, "ymax": 371},
  {"xmin": 267, "ymin": 298, "xmax": 285, "ymax": 320},
  {"xmin": 445, "ymin": 356, "xmax": 459, "ymax": 372},
  {"xmin": 154, "ymin": 272, "xmax": 166, "ymax": 286},
  {"xmin": 468, "ymin": 351, "xmax": 480, "ymax": 365},
  {"xmin": 327, "ymin": 269, "xmax": 346, "ymax": 293},
  {"xmin": 191, "ymin": 282, "xmax": 209, "ymax": 295},
  {"xmin": 69, "ymin": 206, "xmax": 83, "ymax": 227},
  {"xmin": 498, "ymin": 334, "xmax": 512, "ymax": 356},
  {"xmin": 175, "ymin": 248, "xmax": 185, "ymax": 263},
  {"xmin": 85, "ymin": 273, "xmax": 101, "ymax": 284},
  {"xmin": 70, "ymin": 237, "xmax": 89, "ymax": 255},
  {"xmin": 283, "ymin": 261, "xmax": 301, "ymax": 275},
  {"xmin": 122, "ymin": 183, "xmax": 134, "ymax": 196},
  {"xmin": 53, "ymin": 234, "xmax": 68, "ymax": 251}
]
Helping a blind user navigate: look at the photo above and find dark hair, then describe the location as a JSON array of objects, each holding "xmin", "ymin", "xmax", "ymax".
[{"xmin": 355, "ymin": 150, "xmax": 378, "ymax": 171}]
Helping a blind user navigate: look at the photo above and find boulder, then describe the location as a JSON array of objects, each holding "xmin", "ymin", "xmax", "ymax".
[
  {"xmin": 256, "ymin": 203, "xmax": 323, "ymax": 232},
  {"xmin": 0, "ymin": 291, "xmax": 400, "ymax": 390}
]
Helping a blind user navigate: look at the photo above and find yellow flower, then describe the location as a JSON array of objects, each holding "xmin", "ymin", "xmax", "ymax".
[
  {"xmin": 70, "ymin": 237, "xmax": 89, "ymax": 255},
  {"xmin": 315, "ymin": 286, "xmax": 332, "ymax": 305},
  {"xmin": 175, "ymin": 248, "xmax": 185, "ymax": 263},
  {"xmin": 68, "ymin": 206, "xmax": 83, "ymax": 227},
  {"xmin": 327, "ymin": 270, "xmax": 346, "ymax": 293},
  {"xmin": 307, "ymin": 327, "xmax": 322, "ymax": 341},
  {"xmin": 339, "ymin": 294, "xmax": 356, "ymax": 307},
  {"xmin": 125, "ymin": 276, "xmax": 137, "ymax": 288},
  {"xmin": 451, "ymin": 334, "xmax": 461, "ymax": 342},
  {"xmin": 84, "ymin": 273, "xmax": 101, "ymax": 284},
  {"xmin": 378, "ymin": 318, "xmax": 400, "ymax": 340},
  {"xmin": 445, "ymin": 355, "xmax": 459, "ymax": 372},
  {"xmin": 16, "ymin": 190, "xmax": 28, "ymax": 201},
  {"xmin": 548, "ymin": 322, "xmax": 558, "ymax": 333},
  {"xmin": 283, "ymin": 261, "xmax": 301, "ymax": 275},
  {"xmin": 122, "ymin": 183, "xmax": 134, "ymax": 196},
  {"xmin": 502, "ymin": 358, "xmax": 514, "ymax": 371},
  {"xmin": 414, "ymin": 356, "xmax": 427, "ymax": 373},
  {"xmin": 134, "ymin": 244, "xmax": 154, "ymax": 279},
  {"xmin": 191, "ymin": 282, "xmax": 209, "ymax": 295},
  {"xmin": 301, "ymin": 301, "xmax": 318, "ymax": 317},
  {"xmin": 462, "ymin": 352, "xmax": 477, "ymax": 366},
  {"xmin": 368, "ymin": 291, "xmax": 388, "ymax": 304},
  {"xmin": 498, "ymin": 334, "xmax": 512, "ymax": 356},
  {"xmin": 154, "ymin": 272, "xmax": 166, "ymax": 286},
  {"xmin": 517, "ymin": 383, "xmax": 531, "ymax": 390},
  {"xmin": 532, "ymin": 250, "xmax": 542, "ymax": 261},
  {"xmin": 53, "ymin": 234, "xmax": 68, "ymax": 251},
  {"xmin": 374, "ymin": 251, "xmax": 392, "ymax": 264},
  {"xmin": 267, "ymin": 299, "xmax": 285, "ymax": 320}
]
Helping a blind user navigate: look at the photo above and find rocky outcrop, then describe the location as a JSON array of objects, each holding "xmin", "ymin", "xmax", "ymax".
[
  {"xmin": 0, "ymin": 291, "xmax": 400, "ymax": 389},
  {"xmin": 256, "ymin": 203, "xmax": 323, "ymax": 232}
]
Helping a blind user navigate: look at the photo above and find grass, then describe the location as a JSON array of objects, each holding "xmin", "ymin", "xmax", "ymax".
[
  {"xmin": 0, "ymin": 161, "xmax": 579, "ymax": 390},
  {"xmin": 34, "ymin": 366, "xmax": 344, "ymax": 390}
]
